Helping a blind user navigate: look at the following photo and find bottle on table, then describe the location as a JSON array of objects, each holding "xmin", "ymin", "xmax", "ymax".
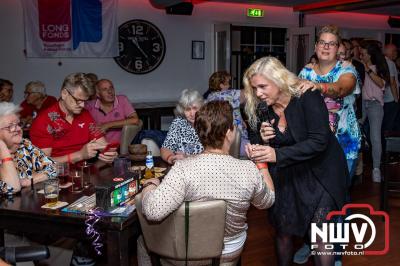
[{"xmin": 144, "ymin": 151, "xmax": 154, "ymax": 179}]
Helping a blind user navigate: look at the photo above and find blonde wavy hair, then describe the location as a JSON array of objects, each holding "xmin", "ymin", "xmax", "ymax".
[{"xmin": 243, "ymin": 56, "xmax": 301, "ymax": 129}]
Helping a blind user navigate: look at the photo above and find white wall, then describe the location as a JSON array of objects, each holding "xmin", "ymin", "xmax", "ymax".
[{"xmin": 0, "ymin": 0, "xmax": 398, "ymax": 104}]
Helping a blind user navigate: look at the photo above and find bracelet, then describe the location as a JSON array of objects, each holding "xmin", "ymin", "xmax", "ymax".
[
  {"xmin": 67, "ymin": 153, "xmax": 72, "ymax": 164},
  {"xmin": 256, "ymin": 162, "xmax": 268, "ymax": 170},
  {"xmin": 1, "ymin": 157, "xmax": 13, "ymax": 164}
]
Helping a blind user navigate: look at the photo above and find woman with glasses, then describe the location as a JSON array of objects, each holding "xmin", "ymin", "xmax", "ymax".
[
  {"xmin": 292, "ymin": 25, "xmax": 361, "ymax": 265},
  {"xmin": 20, "ymin": 81, "xmax": 57, "ymax": 127},
  {"xmin": 0, "ymin": 102, "xmax": 56, "ymax": 192}
]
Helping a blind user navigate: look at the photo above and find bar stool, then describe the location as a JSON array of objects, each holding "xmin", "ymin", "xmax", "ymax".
[{"xmin": 381, "ymin": 131, "xmax": 400, "ymax": 212}]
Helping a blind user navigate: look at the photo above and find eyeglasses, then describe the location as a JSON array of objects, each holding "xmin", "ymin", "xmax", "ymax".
[
  {"xmin": 317, "ymin": 40, "xmax": 338, "ymax": 49},
  {"xmin": 64, "ymin": 89, "xmax": 88, "ymax": 105},
  {"xmin": 0, "ymin": 121, "xmax": 23, "ymax": 132}
]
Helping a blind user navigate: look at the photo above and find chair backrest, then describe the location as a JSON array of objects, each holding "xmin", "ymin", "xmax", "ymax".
[
  {"xmin": 141, "ymin": 138, "xmax": 161, "ymax": 156},
  {"xmin": 385, "ymin": 137, "xmax": 400, "ymax": 153},
  {"xmin": 135, "ymin": 194, "xmax": 227, "ymax": 260},
  {"xmin": 229, "ymin": 128, "xmax": 241, "ymax": 159},
  {"xmin": 120, "ymin": 120, "xmax": 143, "ymax": 155}
]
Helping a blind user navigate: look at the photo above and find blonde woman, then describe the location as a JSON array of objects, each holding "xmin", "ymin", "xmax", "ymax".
[{"xmin": 243, "ymin": 56, "xmax": 348, "ymax": 266}]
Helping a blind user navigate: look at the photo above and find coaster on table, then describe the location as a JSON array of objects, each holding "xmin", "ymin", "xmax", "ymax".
[
  {"xmin": 41, "ymin": 201, "xmax": 69, "ymax": 209},
  {"xmin": 36, "ymin": 189, "xmax": 44, "ymax": 194}
]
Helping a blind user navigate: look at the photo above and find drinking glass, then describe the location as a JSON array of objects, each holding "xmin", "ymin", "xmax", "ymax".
[
  {"xmin": 44, "ymin": 179, "xmax": 59, "ymax": 206},
  {"xmin": 114, "ymin": 157, "xmax": 131, "ymax": 176},
  {"xmin": 70, "ymin": 169, "xmax": 83, "ymax": 193},
  {"xmin": 55, "ymin": 162, "xmax": 69, "ymax": 184}
]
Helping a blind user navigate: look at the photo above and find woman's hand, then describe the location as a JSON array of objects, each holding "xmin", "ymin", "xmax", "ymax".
[
  {"xmin": 260, "ymin": 121, "xmax": 275, "ymax": 143},
  {"xmin": 98, "ymin": 150, "xmax": 118, "ymax": 164},
  {"xmin": 245, "ymin": 144, "xmax": 276, "ymax": 163},
  {"xmin": 297, "ymin": 79, "xmax": 319, "ymax": 94}
]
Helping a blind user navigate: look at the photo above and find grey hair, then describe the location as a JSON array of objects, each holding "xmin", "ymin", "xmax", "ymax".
[
  {"xmin": 175, "ymin": 89, "xmax": 204, "ymax": 117},
  {"xmin": 61, "ymin": 72, "xmax": 92, "ymax": 95},
  {"xmin": 25, "ymin": 81, "xmax": 46, "ymax": 95},
  {"xmin": 0, "ymin": 102, "xmax": 21, "ymax": 117}
]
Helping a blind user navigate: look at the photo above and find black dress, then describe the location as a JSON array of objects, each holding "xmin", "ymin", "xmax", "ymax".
[
  {"xmin": 268, "ymin": 122, "xmax": 336, "ymax": 236},
  {"xmin": 248, "ymin": 91, "xmax": 348, "ymax": 237}
]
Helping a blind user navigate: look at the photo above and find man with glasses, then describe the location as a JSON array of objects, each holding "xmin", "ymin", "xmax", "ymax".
[
  {"xmin": 85, "ymin": 79, "xmax": 140, "ymax": 143},
  {"xmin": 30, "ymin": 73, "xmax": 117, "ymax": 164},
  {"xmin": 20, "ymin": 81, "xmax": 57, "ymax": 127},
  {"xmin": 0, "ymin": 79, "xmax": 13, "ymax": 103}
]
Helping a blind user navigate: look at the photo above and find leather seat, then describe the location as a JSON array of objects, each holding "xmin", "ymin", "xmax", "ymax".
[
  {"xmin": 119, "ymin": 120, "xmax": 143, "ymax": 155},
  {"xmin": 135, "ymin": 194, "xmax": 233, "ymax": 265}
]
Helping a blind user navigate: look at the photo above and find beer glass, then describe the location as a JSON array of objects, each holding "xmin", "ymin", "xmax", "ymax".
[
  {"xmin": 55, "ymin": 162, "xmax": 69, "ymax": 184},
  {"xmin": 44, "ymin": 179, "xmax": 59, "ymax": 206}
]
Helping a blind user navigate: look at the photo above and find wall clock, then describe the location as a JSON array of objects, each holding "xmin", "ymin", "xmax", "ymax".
[{"xmin": 114, "ymin": 19, "xmax": 166, "ymax": 74}]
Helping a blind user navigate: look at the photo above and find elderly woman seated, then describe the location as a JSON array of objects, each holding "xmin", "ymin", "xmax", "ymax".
[
  {"xmin": 161, "ymin": 89, "xmax": 205, "ymax": 164},
  {"xmin": 0, "ymin": 102, "xmax": 56, "ymax": 193},
  {"xmin": 138, "ymin": 101, "xmax": 275, "ymax": 265}
]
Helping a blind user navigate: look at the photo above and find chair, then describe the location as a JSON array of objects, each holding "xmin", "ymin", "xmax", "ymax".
[
  {"xmin": 141, "ymin": 138, "xmax": 161, "ymax": 156},
  {"xmin": 381, "ymin": 131, "xmax": 400, "ymax": 212},
  {"xmin": 229, "ymin": 129, "xmax": 241, "ymax": 159},
  {"xmin": 119, "ymin": 120, "xmax": 143, "ymax": 155},
  {"xmin": 135, "ymin": 194, "xmax": 227, "ymax": 265},
  {"xmin": 0, "ymin": 246, "xmax": 49, "ymax": 264}
]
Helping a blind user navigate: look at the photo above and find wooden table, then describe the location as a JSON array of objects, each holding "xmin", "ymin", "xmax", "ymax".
[{"xmin": 0, "ymin": 164, "xmax": 135, "ymax": 265}]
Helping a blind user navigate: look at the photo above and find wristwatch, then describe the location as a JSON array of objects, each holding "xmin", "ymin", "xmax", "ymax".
[{"xmin": 367, "ymin": 69, "xmax": 373, "ymax": 75}]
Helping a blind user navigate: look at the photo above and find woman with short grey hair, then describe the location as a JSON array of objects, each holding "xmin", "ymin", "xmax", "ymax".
[
  {"xmin": 161, "ymin": 89, "xmax": 204, "ymax": 164},
  {"xmin": 0, "ymin": 102, "xmax": 56, "ymax": 193}
]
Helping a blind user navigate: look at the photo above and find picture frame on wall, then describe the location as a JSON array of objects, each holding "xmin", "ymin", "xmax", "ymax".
[{"xmin": 192, "ymin": 40, "xmax": 205, "ymax": 60}]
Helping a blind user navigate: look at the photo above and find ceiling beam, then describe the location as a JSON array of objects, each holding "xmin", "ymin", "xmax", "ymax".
[{"xmin": 294, "ymin": 0, "xmax": 399, "ymax": 14}]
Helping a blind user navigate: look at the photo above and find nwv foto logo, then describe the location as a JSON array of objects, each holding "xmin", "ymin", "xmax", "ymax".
[{"xmin": 310, "ymin": 203, "xmax": 389, "ymax": 255}]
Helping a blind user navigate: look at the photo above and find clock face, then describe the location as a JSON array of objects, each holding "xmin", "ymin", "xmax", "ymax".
[{"xmin": 114, "ymin": 20, "xmax": 166, "ymax": 74}]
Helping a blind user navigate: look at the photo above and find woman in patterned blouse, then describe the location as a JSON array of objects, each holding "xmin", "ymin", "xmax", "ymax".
[
  {"xmin": 0, "ymin": 102, "xmax": 56, "ymax": 193},
  {"xmin": 161, "ymin": 89, "xmax": 204, "ymax": 164}
]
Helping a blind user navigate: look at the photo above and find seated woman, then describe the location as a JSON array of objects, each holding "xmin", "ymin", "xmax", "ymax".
[
  {"xmin": 0, "ymin": 102, "xmax": 56, "ymax": 191},
  {"xmin": 206, "ymin": 71, "xmax": 249, "ymax": 157},
  {"xmin": 161, "ymin": 89, "xmax": 204, "ymax": 164},
  {"xmin": 138, "ymin": 101, "xmax": 275, "ymax": 265}
]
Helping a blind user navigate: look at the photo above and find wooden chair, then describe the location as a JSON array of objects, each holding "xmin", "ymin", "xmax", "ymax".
[
  {"xmin": 381, "ymin": 131, "xmax": 400, "ymax": 212},
  {"xmin": 135, "ymin": 194, "xmax": 229, "ymax": 265},
  {"xmin": 141, "ymin": 138, "xmax": 161, "ymax": 156}
]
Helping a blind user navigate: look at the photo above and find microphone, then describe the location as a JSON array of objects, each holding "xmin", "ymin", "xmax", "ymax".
[{"xmin": 258, "ymin": 101, "xmax": 275, "ymax": 146}]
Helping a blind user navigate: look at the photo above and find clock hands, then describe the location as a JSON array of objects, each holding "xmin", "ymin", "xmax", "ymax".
[{"xmin": 130, "ymin": 37, "xmax": 148, "ymax": 59}]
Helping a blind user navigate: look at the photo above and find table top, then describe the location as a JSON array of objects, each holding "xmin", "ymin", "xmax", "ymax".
[{"xmin": 0, "ymin": 158, "xmax": 170, "ymax": 231}]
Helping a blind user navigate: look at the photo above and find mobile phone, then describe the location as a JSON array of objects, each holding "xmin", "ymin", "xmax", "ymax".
[{"xmin": 102, "ymin": 142, "xmax": 119, "ymax": 154}]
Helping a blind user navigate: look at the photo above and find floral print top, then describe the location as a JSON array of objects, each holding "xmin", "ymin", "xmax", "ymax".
[
  {"xmin": 207, "ymin": 89, "xmax": 248, "ymax": 139},
  {"xmin": 14, "ymin": 138, "xmax": 56, "ymax": 180},
  {"xmin": 299, "ymin": 61, "xmax": 361, "ymax": 160}
]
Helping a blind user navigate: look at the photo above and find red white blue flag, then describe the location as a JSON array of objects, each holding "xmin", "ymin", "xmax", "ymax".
[{"xmin": 22, "ymin": 0, "xmax": 118, "ymax": 57}]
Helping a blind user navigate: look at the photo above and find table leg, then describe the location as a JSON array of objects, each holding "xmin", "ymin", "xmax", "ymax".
[{"xmin": 107, "ymin": 230, "xmax": 129, "ymax": 266}]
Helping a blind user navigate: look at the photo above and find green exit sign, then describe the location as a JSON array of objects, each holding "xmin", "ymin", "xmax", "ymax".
[{"xmin": 247, "ymin": 8, "xmax": 264, "ymax": 17}]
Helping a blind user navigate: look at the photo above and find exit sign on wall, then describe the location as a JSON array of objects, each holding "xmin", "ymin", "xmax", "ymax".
[{"xmin": 247, "ymin": 8, "xmax": 264, "ymax": 17}]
